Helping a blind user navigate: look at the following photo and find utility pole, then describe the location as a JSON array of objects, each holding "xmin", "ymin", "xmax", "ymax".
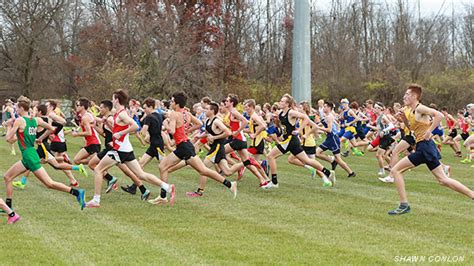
[{"xmin": 292, "ymin": 0, "xmax": 311, "ymax": 106}]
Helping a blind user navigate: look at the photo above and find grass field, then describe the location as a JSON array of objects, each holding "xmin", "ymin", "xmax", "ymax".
[{"xmin": 0, "ymin": 135, "xmax": 472, "ymax": 265}]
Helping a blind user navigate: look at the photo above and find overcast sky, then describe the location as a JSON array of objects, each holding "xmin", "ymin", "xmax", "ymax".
[{"xmin": 312, "ymin": 0, "xmax": 471, "ymax": 16}]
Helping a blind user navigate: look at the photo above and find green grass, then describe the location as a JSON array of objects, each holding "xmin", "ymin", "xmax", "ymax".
[{"xmin": 0, "ymin": 136, "xmax": 473, "ymax": 265}]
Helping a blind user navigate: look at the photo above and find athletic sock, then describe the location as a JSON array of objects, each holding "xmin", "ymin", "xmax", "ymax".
[
  {"xmin": 69, "ymin": 188, "xmax": 79, "ymax": 196},
  {"xmin": 104, "ymin": 173, "xmax": 113, "ymax": 182},
  {"xmin": 322, "ymin": 168, "xmax": 331, "ymax": 177},
  {"xmin": 139, "ymin": 185, "xmax": 147, "ymax": 194},
  {"xmin": 223, "ymin": 179, "xmax": 232, "ymax": 188},
  {"xmin": 6, "ymin": 198, "xmax": 12, "ymax": 208},
  {"xmin": 93, "ymin": 195, "xmax": 101, "ymax": 203},
  {"xmin": 8, "ymin": 211, "xmax": 15, "ymax": 217},
  {"xmin": 160, "ymin": 182, "xmax": 170, "ymax": 192},
  {"xmin": 160, "ymin": 188, "xmax": 167, "ymax": 198},
  {"xmin": 400, "ymin": 202, "xmax": 409, "ymax": 207},
  {"xmin": 72, "ymin": 165, "xmax": 79, "ymax": 171},
  {"xmin": 271, "ymin": 174, "xmax": 278, "ymax": 185},
  {"xmin": 303, "ymin": 165, "xmax": 312, "ymax": 170}
]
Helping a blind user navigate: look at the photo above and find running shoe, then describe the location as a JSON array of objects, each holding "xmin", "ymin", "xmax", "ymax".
[
  {"xmin": 76, "ymin": 189, "xmax": 86, "ymax": 210},
  {"xmin": 378, "ymin": 176, "xmax": 394, "ymax": 183},
  {"xmin": 148, "ymin": 196, "xmax": 168, "ymax": 205},
  {"xmin": 388, "ymin": 204, "xmax": 411, "ymax": 215},
  {"xmin": 186, "ymin": 191, "xmax": 203, "ymax": 197},
  {"xmin": 78, "ymin": 164, "xmax": 88, "ymax": 178},
  {"xmin": 121, "ymin": 184, "xmax": 137, "ymax": 195},
  {"xmin": 12, "ymin": 181, "xmax": 25, "ymax": 189},
  {"xmin": 341, "ymin": 151, "xmax": 349, "ymax": 157},
  {"xmin": 70, "ymin": 181, "xmax": 79, "ymax": 187},
  {"xmin": 460, "ymin": 158, "xmax": 471, "ymax": 164},
  {"xmin": 261, "ymin": 181, "xmax": 276, "ymax": 189},
  {"xmin": 85, "ymin": 199, "xmax": 100, "ymax": 208},
  {"xmin": 259, "ymin": 181, "xmax": 269, "ymax": 189},
  {"xmin": 378, "ymin": 170, "xmax": 385, "ymax": 176},
  {"xmin": 105, "ymin": 177, "xmax": 117, "ymax": 194},
  {"xmin": 140, "ymin": 189, "xmax": 151, "ymax": 201},
  {"xmin": 323, "ymin": 181, "xmax": 332, "ymax": 187},
  {"xmin": 353, "ymin": 149, "xmax": 365, "ymax": 156},
  {"xmin": 347, "ymin": 172, "xmax": 356, "ymax": 178},
  {"xmin": 7, "ymin": 213, "xmax": 21, "ymax": 224},
  {"xmin": 230, "ymin": 181, "xmax": 238, "ymax": 199}
]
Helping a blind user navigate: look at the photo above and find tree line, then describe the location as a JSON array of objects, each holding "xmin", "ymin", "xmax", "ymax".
[{"xmin": 0, "ymin": 0, "xmax": 472, "ymax": 111}]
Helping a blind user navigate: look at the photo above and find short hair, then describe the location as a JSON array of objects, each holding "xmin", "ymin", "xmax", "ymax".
[
  {"xmin": 263, "ymin": 103, "xmax": 271, "ymax": 111},
  {"xmin": 209, "ymin": 102, "xmax": 219, "ymax": 115},
  {"xmin": 162, "ymin": 100, "xmax": 170, "ymax": 109},
  {"xmin": 228, "ymin": 94, "xmax": 239, "ymax": 107},
  {"xmin": 429, "ymin": 103, "xmax": 438, "ymax": 110},
  {"xmin": 113, "ymin": 89, "xmax": 129, "ymax": 106},
  {"xmin": 77, "ymin": 97, "xmax": 90, "ymax": 109},
  {"xmin": 37, "ymin": 104, "xmax": 47, "ymax": 115},
  {"xmin": 365, "ymin": 99, "xmax": 374, "ymax": 105},
  {"xmin": 244, "ymin": 99, "xmax": 256, "ymax": 108},
  {"xmin": 282, "ymin": 93, "xmax": 295, "ymax": 107},
  {"xmin": 47, "ymin": 100, "xmax": 57, "ymax": 109},
  {"xmin": 271, "ymin": 103, "xmax": 279, "ymax": 112},
  {"xmin": 350, "ymin": 101, "xmax": 359, "ymax": 109},
  {"xmin": 407, "ymin": 84, "xmax": 423, "ymax": 100},
  {"xmin": 143, "ymin": 97, "xmax": 156, "ymax": 109},
  {"xmin": 172, "ymin": 91, "xmax": 187, "ymax": 108},
  {"xmin": 441, "ymin": 106, "xmax": 448, "ymax": 112},
  {"xmin": 17, "ymin": 96, "xmax": 31, "ymax": 111},
  {"xmin": 300, "ymin": 101, "xmax": 311, "ymax": 114},
  {"xmin": 201, "ymin": 96, "xmax": 211, "ymax": 105},
  {"xmin": 100, "ymin": 100, "xmax": 113, "ymax": 110},
  {"xmin": 374, "ymin": 102, "xmax": 385, "ymax": 110},
  {"xmin": 325, "ymin": 102, "xmax": 334, "ymax": 110}
]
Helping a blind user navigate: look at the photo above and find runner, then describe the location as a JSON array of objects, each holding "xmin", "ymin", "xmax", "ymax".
[
  {"xmin": 315, "ymin": 102, "xmax": 356, "ymax": 178},
  {"xmin": 388, "ymin": 85, "xmax": 474, "ymax": 215},
  {"xmin": 4, "ymin": 96, "xmax": 85, "ymax": 211},
  {"xmin": 265, "ymin": 94, "xmax": 335, "ymax": 188},
  {"xmin": 71, "ymin": 98, "xmax": 101, "ymax": 165},
  {"xmin": 149, "ymin": 92, "xmax": 237, "ymax": 203},
  {"xmin": 85, "ymin": 90, "xmax": 175, "ymax": 208}
]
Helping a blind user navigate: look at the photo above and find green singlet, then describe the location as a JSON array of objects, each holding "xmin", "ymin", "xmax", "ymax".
[{"xmin": 17, "ymin": 116, "xmax": 41, "ymax": 171}]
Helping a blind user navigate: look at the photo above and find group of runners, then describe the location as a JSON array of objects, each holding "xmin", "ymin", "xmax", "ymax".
[{"xmin": 1, "ymin": 84, "xmax": 473, "ymax": 224}]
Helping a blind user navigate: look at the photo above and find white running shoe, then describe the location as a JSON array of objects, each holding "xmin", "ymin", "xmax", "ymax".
[
  {"xmin": 378, "ymin": 176, "xmax": 394, "ymax": 183},
  {"xmin": 148, "ymin": 196, "xmax": 168, "ymax": 205},
  {"xmin": 85, "ymin": 200, "xmax": 100, "ymax": 208}
]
